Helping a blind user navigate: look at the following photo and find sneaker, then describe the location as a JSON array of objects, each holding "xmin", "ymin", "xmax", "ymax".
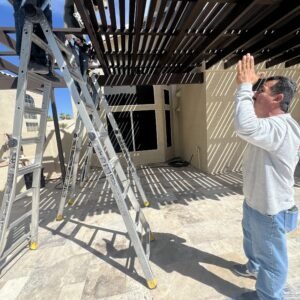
[
  {"xmin": 232, "ymin": 264, "xmax": 258, "ymax": 279},
  {"xmin": 88, "ymin": 59, "xmax": 100, "ymax": 69},
  {"xmin": 237, "ymin": 291, "xmax": 259, "ymax": 300},
  {"xmin": 28, "ymin": 61, "xmax": 49, "ymax": 75}
]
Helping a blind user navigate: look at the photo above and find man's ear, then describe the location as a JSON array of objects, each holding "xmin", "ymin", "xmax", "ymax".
[{"xmin": 274, "ymin": 93, "xmax": 284, "ymax": 103}]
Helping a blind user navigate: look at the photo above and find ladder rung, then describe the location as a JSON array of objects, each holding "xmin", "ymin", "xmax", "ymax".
[
  {"xmin": 21, "ymin": 137, "xmax": 41, "ymax": 145},
  {"xmin": 0, "ymin": 232, "xmax": 30, "ymax": 262},
  {"xmin": 69, "ymin": 68, "xmax": 85, "ymax": 83},
  {"xmin": 17, "ymin": 163, "xmax": 41, "ymax": 176},
  {"xmin": 109, "ymin": 157, "xmax": 119, "ymax": 168},
  {"xmin": 15, "ymin": 188, "xmax": 33, "ymax": 201},
  {"xmin": 122, "ymin": 180, "xmax": 130, "ymax": 200},
  {"xmin": 85, "ymin": 103, "xmax": 95, "ymax": 112},
  {"xmin": 98, "ymin": 128, "xmax": 108, "ymax": 139},
  {"xmin": 32, "ymin": 33, "xmax": 53, "ymax": 57},
  {"xmin": 8, "ymin": 210, "xmax": 32, "ymax": 231},
  {"xmin": 54, "ymin": 35, "xmax": 74, "ymax": 58},
  {"xmin": 24, "ymin": 106, "xmax": 46, "ymax": 115}
]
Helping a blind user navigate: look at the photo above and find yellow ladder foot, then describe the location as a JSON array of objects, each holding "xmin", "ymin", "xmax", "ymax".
[
  {"xmin": 150, "ymin": 232, "xmax": 155, "ymax": 242},
  {"xmin": 56, "ymin": 214, "xmax": 64, "ymax": 221},
  {"xmin": 29, "ymin": 242, "xmax": 38, "ymax": 250},
  {"xmin": 68, "ymin": 199, "xmax": 75, "ymax": 205},
  {"xmin": 144, "ymin": 201, "xmax": 150, "ymax": 207},
  {"xmin": 147, "ymin": 278, "xmax": 157, "ymax": 289}
]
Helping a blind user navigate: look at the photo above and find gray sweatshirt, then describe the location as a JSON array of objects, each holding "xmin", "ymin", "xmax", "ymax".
[{"xmin": 234, "ymin": 83, "xmax": 300, "ymax": 215}]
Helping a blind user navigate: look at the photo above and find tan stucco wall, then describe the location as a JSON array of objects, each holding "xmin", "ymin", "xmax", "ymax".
[
  {"xmin": 0, "ymin": 89, "xmax": 77, "ymax": 196},
  {"xmin": 172, "ymin": 83, "xmax": 208, "ymax": 171}
]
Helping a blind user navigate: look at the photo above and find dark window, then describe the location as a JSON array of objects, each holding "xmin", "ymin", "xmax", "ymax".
[
  {"xmin": 165, "ymin": 111, "xmax": 172, "ymax": 147},
  {"xmin": 106, "ymin": 93, "xmax": 137, "ymax": 106},
  {"xmin": 136, "ymin": 86, "xmax": 155, "ymax": 104},
  {"xmin": 133, "ymin": 111, "xmax": 157, "ymax": 151},
  {"xmin": 24, "ymin": 94, "xmax": 37, "ymax": 119},
  {"xmin": 105, "ymin": 86, "xmax": 154, "ymax": 106},
  {"xmin": 164, "ymin": 89, "xmax": 170, "ymax": 105},
  {"xmin": 107, "ymin": 112, "xmax": 133, "ymax": 153}
]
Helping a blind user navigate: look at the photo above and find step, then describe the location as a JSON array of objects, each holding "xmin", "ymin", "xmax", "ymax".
[
  {"xmin": 69, "ymin": 68, "xmax": 85, "ymax": 83},
  {"xmin": 15, "ymin": 188, "xmax": 33, "ymax": 201},
  {"xmin": 17, "ymin": 163, "xmax": 41, "ymax": 176},
  {"xmin": 109, "ymin": 157, "xmax": 119, "ymax": 169},
  {"xmin": 8, "ymin": 210, "xmax": 32, "ymax": 231},
  {"xmin": 54, "ymin": 35, "xmax": 73, "ymax": 58},
  {"xmin": 0, "ymin": 232, "xmax": 30, "ymax": 262},
  {"xmin": 122, "ymin": 180, "xmax": 131, "ymax": 200},
  {"xmin": 21, "ymin": 137, "xmax": 42, "ymax": 145},
  {"xmin": 97, "ymin": 127, "xmax": 108, "ymax": 139},
  {"xmin": 24, "ymin": 106, "xmax": 46, "ymax": 115}
]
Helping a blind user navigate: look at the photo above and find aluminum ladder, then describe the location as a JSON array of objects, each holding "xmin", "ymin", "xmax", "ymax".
[
  {"xmin": 91, "ymin": 74, "xmax": 150, "ymax": 208},
  {"xmin": 56, "ymin": 112, "xmax": 84, "ymax": 218},
  {"xmin": 0, "ymin": 19, "xmax": 52, "ymax": 267},
  {"xmin": 36, "ymin": 9, "xmax": 156, "ymax": 288}
]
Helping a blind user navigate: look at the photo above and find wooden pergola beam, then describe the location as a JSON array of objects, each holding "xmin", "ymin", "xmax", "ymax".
[{"xmin": 97, "ymin": 72, "xmax": 204, "ymax": 86}]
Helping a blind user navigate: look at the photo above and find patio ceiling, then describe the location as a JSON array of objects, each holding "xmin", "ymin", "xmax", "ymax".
[
  {"xmin": 0, "ymin": 1, "xmax": 299, "ymax": 87},
  {"xmin": 73, "ymin": 0, "xmax": 300, "ymax": 85}
]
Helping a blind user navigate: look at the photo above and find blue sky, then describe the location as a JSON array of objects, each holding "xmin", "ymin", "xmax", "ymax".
[{"xmin": 0, "ymin": 0, "xmax": 73, "ymax": 117}]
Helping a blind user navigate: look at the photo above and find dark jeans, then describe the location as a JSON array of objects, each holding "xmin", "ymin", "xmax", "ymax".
[{"xmin": 13, "ymin": 0, "xmax": 52, "ymax": 65}]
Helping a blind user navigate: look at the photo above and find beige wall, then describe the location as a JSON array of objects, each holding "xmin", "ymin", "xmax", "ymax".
[
  {"xmin": 172, "ymin": 83, "xmax": 208, "ymax": 170},
  {"xmin": 177, "ymin": 62, "xmax": 300, "ymax": 174},
  {"xmin": 0, "ymin": 89, "xmax": 77, "ymax": 195}
]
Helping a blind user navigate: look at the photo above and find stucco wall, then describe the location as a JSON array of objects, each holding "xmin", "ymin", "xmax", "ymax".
[
  {"xmin": 172, "ymin": 83, "xmax": 208, "ymax": 171},
  {"xmin": 0, "ymin": 89, "xmax": 78, "ymax": 196}
]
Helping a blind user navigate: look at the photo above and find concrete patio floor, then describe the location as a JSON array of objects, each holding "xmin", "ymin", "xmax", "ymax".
[{"xmin": 0, "ymin": 164, "xmax": 299, "ymax": 300}]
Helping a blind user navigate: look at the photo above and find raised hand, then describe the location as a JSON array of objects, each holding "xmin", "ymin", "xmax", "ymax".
[{"xmin": 236, "ymin": 53, "xmax": 260, "ymax": 85}]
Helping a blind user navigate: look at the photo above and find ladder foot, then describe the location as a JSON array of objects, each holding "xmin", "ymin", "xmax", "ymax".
[
  {"xmin": 56, "ymin": 214, "xmax": 64, "ymax": 221},
  {"xmin": 144, "ymin": 201, "xmax": 150, "ymax": 207},
  {"xmin": 68, "ymin": 199, "xmax": 75, "ymax": 205},
  {"xmin": 29, "ymin": 242, "xmax": 38, "ymax": 250},
  {"xmin": 150, "ymin": 232, "xmax": 155, "ymax": 242},
  {"xmin": 147, "ymin": 278, "xmax": 157, "ymax": 289}
]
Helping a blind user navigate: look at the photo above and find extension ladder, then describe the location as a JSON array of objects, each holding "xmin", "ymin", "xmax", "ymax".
[
  {"xmin": 58, "ymin": 74, "xmax": 151, "ymax": 215},
  {"xmin": 56, "ymin": 112, "xmax": 84, "ymax": 215}
]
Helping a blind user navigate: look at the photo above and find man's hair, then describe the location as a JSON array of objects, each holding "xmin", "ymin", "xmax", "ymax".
[{"xmin": 266, "ymin": 76, "xmax": 297, "ymax": 113}]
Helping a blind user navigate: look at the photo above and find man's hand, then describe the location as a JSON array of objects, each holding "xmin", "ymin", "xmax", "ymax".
[{"xmin": 236, "ymin": 53, "xmax": 260, "ymax": 85}]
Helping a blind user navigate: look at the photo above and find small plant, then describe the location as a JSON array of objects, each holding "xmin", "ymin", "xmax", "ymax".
[{"xmin": 59, "ymin": 113, "xmax": 66, "ymax": 120}]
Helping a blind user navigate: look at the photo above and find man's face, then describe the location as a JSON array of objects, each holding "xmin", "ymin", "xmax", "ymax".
[{"xmin": 253, "ymin": 80, "xmax": 279, "ymax": 117}]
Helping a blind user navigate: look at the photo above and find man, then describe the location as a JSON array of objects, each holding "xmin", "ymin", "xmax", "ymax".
[
  {"xmin": 233, "ymin": 53, "xmax": 300, "ymax": 300},
  {"xmin": 13, "ymin": 0, "xmax": 52, "ymax": 74}
]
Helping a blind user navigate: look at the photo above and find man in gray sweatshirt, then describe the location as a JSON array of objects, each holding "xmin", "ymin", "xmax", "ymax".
[{"xmin": 232, "ymin": 53, "xmax": 300, "ymax": 300}]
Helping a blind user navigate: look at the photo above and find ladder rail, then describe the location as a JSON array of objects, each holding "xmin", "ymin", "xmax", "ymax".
[
  {"xmin": 30, "ymin": 81, "xmax": 52, "ymax": 247},
  {"xmin": 70, "ymin": 118, "xmax": 84, "ymax": 201},
  {"xmin": 0, "ymin": 20, "xmax": 34, "ymax": 257},
  {"xmin": 56, "ymin": 114, "xmax": 83, "ymax": 219}
]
